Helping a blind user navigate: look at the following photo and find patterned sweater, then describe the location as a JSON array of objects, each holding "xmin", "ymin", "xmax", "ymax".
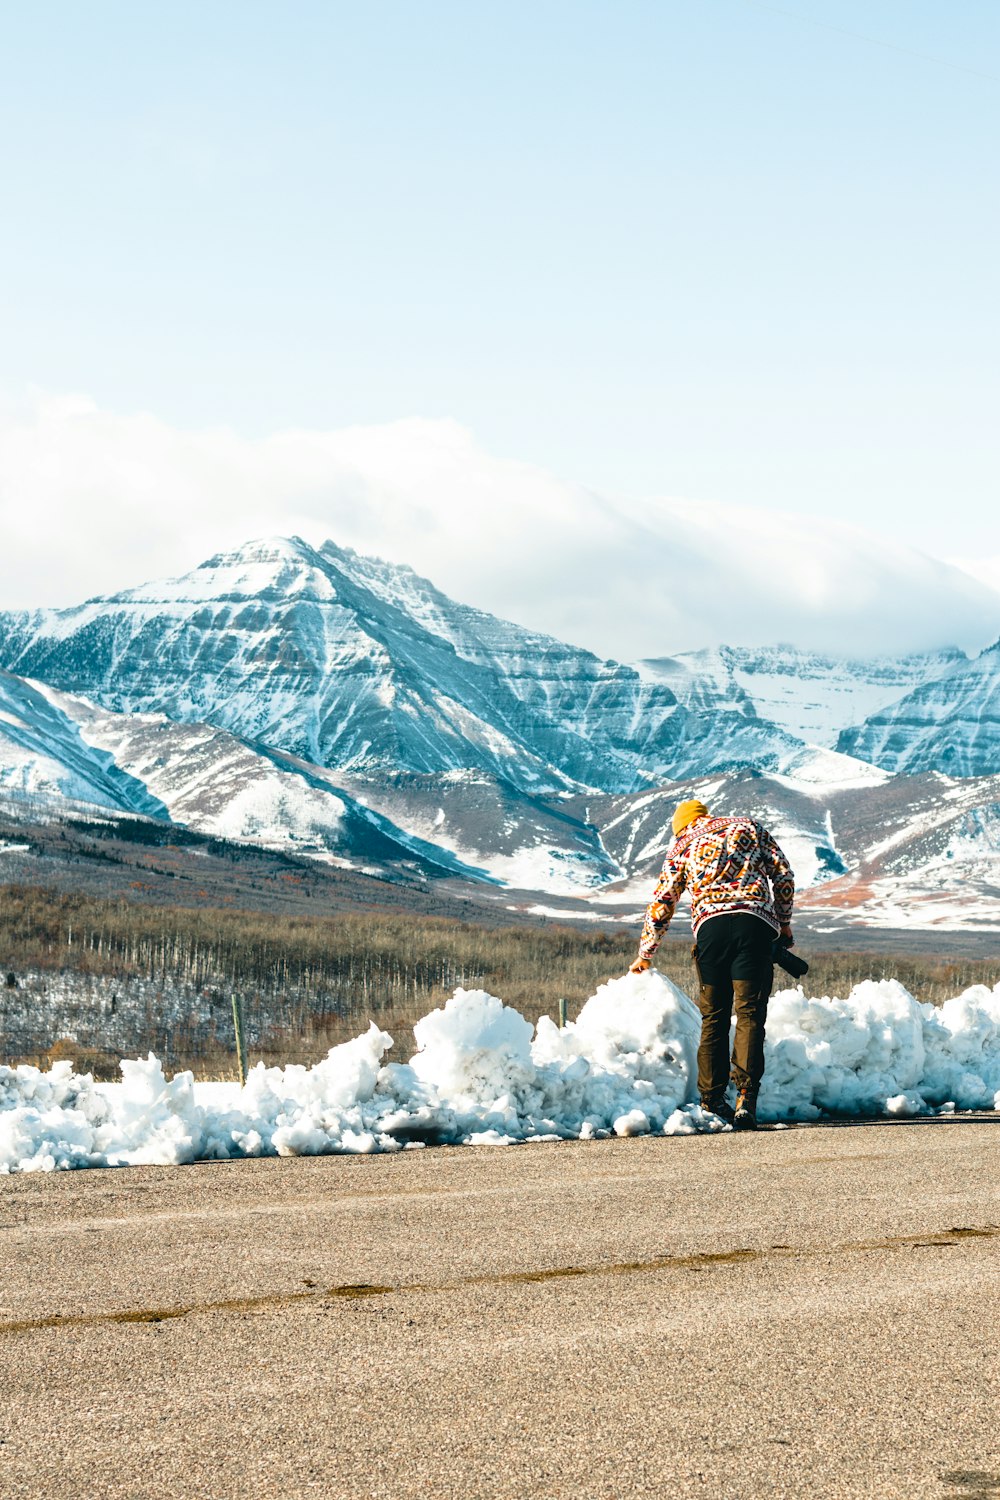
[{"xmin": 638, "ymin": 814, "xmax": 795, "ymax": 958}]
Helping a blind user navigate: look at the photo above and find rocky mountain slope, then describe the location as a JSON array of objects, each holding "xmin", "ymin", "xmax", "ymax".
[
  {"xmin": 4, "ymin": 663, "xmax": 997, "ymax": 937},
  {"xmin": 561, "ymin": 759, "xmax": 1000, "ymax": 934},
  {"xmin": 0, "ymin": 670, "xmax": 629, "ymax": 894},
  {"xmin": 18, "ymin": 677, "xmax": 498, "ymax": 881},
  {"xmin": 0, "ymin": 669, "xmax": 167, "ymax": 819},
  {"xmin": 638, "ymin": 644, "xmax": 966, "ymax": 748},
  {"xmin": 838, "ymin": 640, "xmax": 1000, "ymax": 776}
]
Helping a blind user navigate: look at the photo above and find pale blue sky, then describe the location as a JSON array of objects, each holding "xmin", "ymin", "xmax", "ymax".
[{"xmin": 1, "ymin": 0, "xmax": 998, "ymax": 564}]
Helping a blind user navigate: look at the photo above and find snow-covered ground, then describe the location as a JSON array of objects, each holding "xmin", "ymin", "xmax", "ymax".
[{"xmin": 2, "ymin": 970, "xmax": 999, "ymax": 1173}]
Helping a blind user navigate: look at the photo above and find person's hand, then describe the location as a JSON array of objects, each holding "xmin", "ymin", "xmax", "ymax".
[
  {"xmin": 629, "ymin": 957, "xmax": 651, "ymax": 974},
  {"xmin": 779, "ymin": 924, "xmax": 794, "ymax": 946}
]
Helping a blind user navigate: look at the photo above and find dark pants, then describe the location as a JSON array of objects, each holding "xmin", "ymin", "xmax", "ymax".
[{"xmin": 694, "ymin": 913, "xmax": 774, "ymax": 1101}]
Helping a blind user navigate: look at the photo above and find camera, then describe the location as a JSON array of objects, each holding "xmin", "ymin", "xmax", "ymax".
[{"xmin": 773, "ymin": 940, "xmax": 809, "ymax": 979}]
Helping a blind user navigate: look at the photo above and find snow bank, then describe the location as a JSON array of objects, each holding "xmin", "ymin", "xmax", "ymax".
[
  {"xmin": 759, "ymin": 979, "xmax": 1000, "ymax": 1121},
  {"xmin": 2, "ymin": 972, "xmax": 999, "ymax": 1172}
]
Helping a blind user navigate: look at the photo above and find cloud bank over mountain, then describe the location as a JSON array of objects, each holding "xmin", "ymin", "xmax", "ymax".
[{"xmin": 2, "ymin": 391, "xmax": 997, "ymax": 661}]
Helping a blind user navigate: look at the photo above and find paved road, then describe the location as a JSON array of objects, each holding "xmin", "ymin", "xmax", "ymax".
[{"xmin": 2, "ymin": 1120, "xmax": 999, "ymax": 1500}]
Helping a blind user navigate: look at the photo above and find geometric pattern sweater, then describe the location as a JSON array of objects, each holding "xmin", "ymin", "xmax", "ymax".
[{"xmin": 638, "ymin": 813, "xmax": 795, "ymax": 959}]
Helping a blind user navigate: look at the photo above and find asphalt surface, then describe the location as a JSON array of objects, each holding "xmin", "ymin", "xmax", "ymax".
[{"xmin": 2, "ymin": 1120, "xmax": 999, "ymax": 1500}]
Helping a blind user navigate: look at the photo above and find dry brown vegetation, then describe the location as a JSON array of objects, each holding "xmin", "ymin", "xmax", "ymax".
[{"xmin": 2, "ymin": 883, "xmax": 998, "ymax": 1077}]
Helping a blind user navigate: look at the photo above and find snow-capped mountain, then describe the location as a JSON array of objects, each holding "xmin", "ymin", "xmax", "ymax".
[
  {"xmin": 636, "ymin": 644, "xmax": 967, "ymax": 749},
  {"xmin": 0, "ymin": 537, "xmax": 804, "ymax": 795},
  {"xmin": 837, "ymin": 640, "xmax": 1000, "ymax": 777},
  {"xmin": 1, "ymin": 535, "xmax": 998, "ymax": 935}
]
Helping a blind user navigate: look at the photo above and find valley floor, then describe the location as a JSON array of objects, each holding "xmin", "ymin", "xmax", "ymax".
[{"xmin": 1, "ymin": 1124, "xmax": 999, "ymax": 1499}]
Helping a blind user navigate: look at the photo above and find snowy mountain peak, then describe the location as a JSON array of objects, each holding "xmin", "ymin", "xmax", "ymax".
[
  {"xmin": 113, "ymin": 535, "xmax": 337, "ymax": 606},
  {"xmin": 0, "ymin": 537, "xmax": 807, "ymax": 795}
]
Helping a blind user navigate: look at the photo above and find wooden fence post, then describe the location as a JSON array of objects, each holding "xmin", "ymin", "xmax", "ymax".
[{"xmin": 232, "ymin": 994, "xmax": 249, "ymax": 1086}]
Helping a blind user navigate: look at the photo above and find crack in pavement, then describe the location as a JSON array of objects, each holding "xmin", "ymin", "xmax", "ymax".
[{"xmin": 2, "ymin": 1223, "xmax": 998, "ymax": 1338}]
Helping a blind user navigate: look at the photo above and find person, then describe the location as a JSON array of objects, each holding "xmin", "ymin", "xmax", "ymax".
[{"xmin": 629, "ymin": 798, "xmax": 794, "ymax": 1131}]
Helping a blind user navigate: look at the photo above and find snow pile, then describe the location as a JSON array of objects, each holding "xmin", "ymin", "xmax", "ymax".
[
  {"xmin": 238, "ymin": 972, "xmax": 711, "ymax": 1155},
  {"xmin": 0, "ymin": 1057, "xmax": 217, "ymax": 1172},
  {"xmin": 758, "ymin": 979, "xmax": 1000, "ymax": 1121},
  {"xmin": 2, "ymin": 972, "xmax": 1000, "ymax": 1173}
]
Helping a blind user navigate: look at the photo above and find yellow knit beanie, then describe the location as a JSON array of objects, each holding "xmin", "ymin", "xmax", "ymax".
[{"xmin": 672, "ymin": 799, "xmax": 709, "ymax": 836}]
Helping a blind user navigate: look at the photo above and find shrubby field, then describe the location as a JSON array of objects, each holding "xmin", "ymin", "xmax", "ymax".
[{"xmin": 1, "ymin": 883, "xmax": 998, "ymax": 1077}]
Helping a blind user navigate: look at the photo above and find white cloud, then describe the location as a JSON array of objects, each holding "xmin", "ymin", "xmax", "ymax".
[
  {"xmin": 1, "ymin": 390, "xmax": 998, "ymax": 661},
  {"xmin": 948, "ymin": 554, "xmax": 1000, "ymax": 597}
]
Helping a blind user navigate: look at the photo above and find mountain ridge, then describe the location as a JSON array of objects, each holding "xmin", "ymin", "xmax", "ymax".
[
  {"xmin": 0, "ymin": 535, "xmax": 809, "ymax": 795},
  {"xmin": 638, "ymin": 643, "xmax": 968, "ymax": 748},
  {"xmin": 0, "ymin": 535, "xmax": 997, "ymax": 934}
]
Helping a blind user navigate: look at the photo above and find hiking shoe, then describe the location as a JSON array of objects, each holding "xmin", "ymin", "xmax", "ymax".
[
  {"xmin": 700, "ymin": 1096, "xmax": 735, "ymax": 1125},
  {"xmin": 733, "ymin": 1090, "xmax": 758, "ymax": 1131}
]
